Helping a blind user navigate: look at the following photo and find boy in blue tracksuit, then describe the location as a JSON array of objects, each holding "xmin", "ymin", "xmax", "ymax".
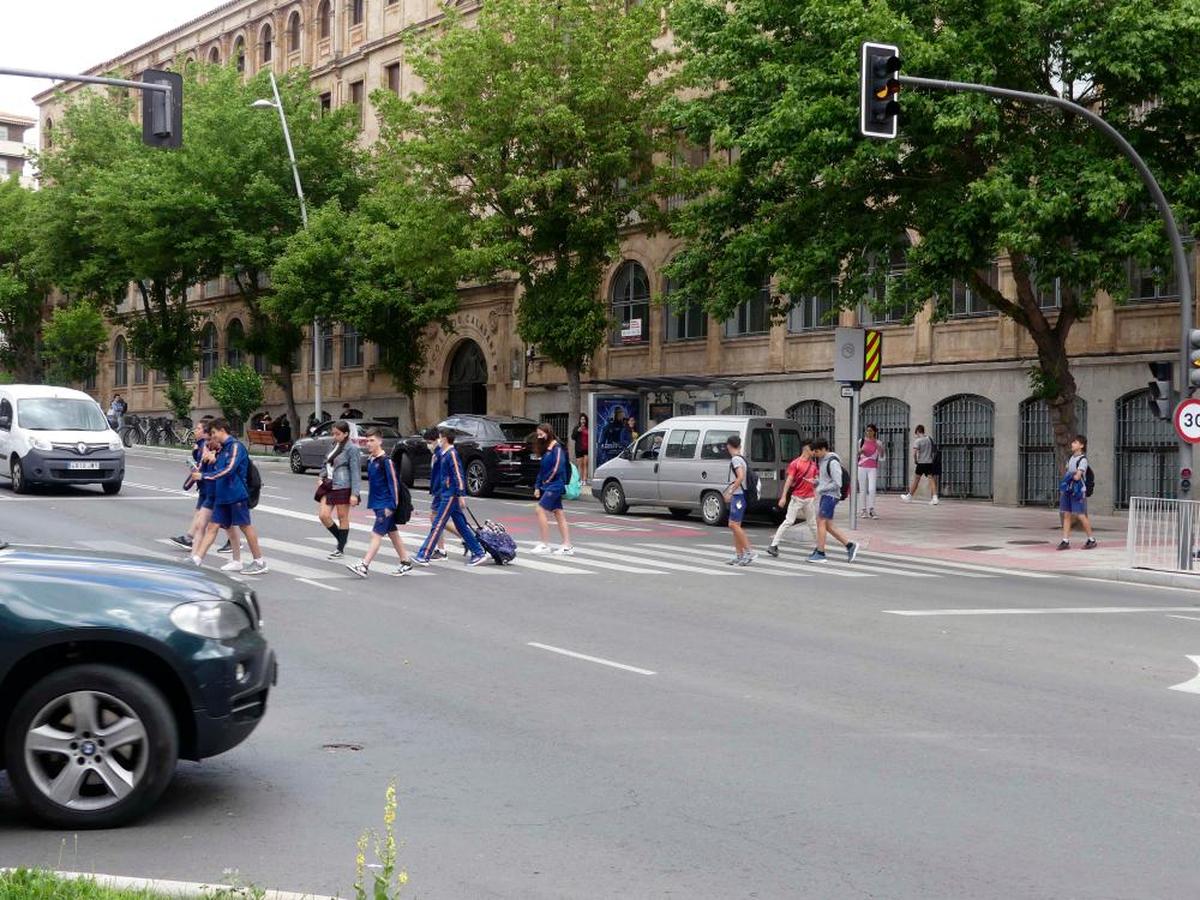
[
  {"xmin": 346, "ymin": 427, "xmax": 414, "ymax": 578},
  {"xmin": 416, "ymin": 427, "xmax": 486, "ymax": 566},
  {"xmin": 424, "ymin": 427, "xmax": 454, "ymax": 561},
  {"xmin": 191, "ymin": 419, "xmax": 268, "ymax": 574},
  {"xmin": 531, "ymin": 423, "xmax": 574, "ymax": 555}
]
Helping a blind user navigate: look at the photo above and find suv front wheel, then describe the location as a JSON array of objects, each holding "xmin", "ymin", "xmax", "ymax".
[{"xmin": 4, "ymin": 664, "xmax": 179, "ymax": 829}]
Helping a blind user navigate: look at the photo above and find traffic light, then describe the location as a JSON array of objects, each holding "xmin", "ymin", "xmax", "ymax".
[
  {"xmin": 1189, "ymin": 329, "xmax": 1200, "ymax": 392},
  {"xmin": 141, "ymin": 69, "xmax": 182, "ymax": 149},
  {"xmin": 1182, "ymin": 466, "xmax": 1193, "ymax": 494},
  {"xmin": 860, "ymin": 42, "xmax": 901, "ymax": 139},
  {"xmin": 1148, "ymin": 361, "xmax": 1173, "ymax": 420}
]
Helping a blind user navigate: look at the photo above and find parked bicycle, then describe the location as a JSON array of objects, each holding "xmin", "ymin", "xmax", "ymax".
[
  {"xmin": 119, "ymin": 415, "xmax": 194, "ymax": 448},
  {"xmin": 119, "ymin": 414, "xmax": 149, "ymax": 448}
]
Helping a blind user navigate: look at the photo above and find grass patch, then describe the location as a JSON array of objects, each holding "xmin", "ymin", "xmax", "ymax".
[{"xmin": 0, "ymin": 869, "xmax": 265, "ymax": 900}]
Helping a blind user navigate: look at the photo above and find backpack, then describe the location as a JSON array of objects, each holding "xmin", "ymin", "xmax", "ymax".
[
  {"xmin": 565, "ymin": 463, "xmax": 582, "ymax": 501},
  {"xmin": 396, "ymin": 479, "xmax": 414, "ymax": 524},
  {"xmin": 825, "ymin": 453, "xmax": 851, "ymax": 501},
  {"xmin": 929, "ymin": 438, "xmax": 942, "ymax": 467},
  {"xmin": 245, "ymin": 458, "xmax": 262, "ymax": 509},
  {"xmin": 730, "ymin": 456, "xmax": 760, "ymax": 505},
  {"xmin": 1083, "ymin": 458, "xmax": 1095, "ymax": 497}
]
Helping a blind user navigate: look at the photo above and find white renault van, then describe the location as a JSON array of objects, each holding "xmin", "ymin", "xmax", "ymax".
[
  {"xmin": 0, "ymin": 385, "xmax": 126, "ymax": 494},
  {"xmin": 589, "ymin": 415, "xmax": 807, "ymax": 525}
]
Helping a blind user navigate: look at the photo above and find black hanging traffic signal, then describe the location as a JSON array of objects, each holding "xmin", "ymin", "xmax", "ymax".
[
  {"xmin": 1148, "ymin": 361, "xmax": 1174, "ymax": 420},
  {"xmin": 1189, "ymin": 329, "xmax": 1200, "ymax": 393},
  {"xmin": 141, "ymin": 68, "xmax": 182, "ymax": 149},
  {"xmin": 861, "ymin": 42, "xmax": 901, "ymax": 139}
]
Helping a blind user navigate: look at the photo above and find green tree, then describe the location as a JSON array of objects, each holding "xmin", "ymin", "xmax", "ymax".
[
  {"xmin": 666, "ymin": 0, "xmax": 1200, "ymax": 465},
  {"xmin": 0, "ymin": 180, "xmax": 50, "ymax": 382},
  {"xmin": 381, "ymin": 0, "xmax": 671, "ymax": 424},
  {"xmin": 208, "ymin": 364, "xmax": 265, "ymax": 433},
  {"xmin": 41, "ymin": 301, "xmax": 107, "ymax": 386}
]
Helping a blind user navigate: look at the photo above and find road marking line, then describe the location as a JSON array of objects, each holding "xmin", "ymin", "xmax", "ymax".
[
  {"xmin": 79, "ymin": 540, "xmax": 179, "ymax": 561},
  {"xmin": 514, "ymin": 542, "xmax": 667, "ymax": 574},
  {"xmin": 858, "ymin": 550, "xmax": 1057, "ymax": 579},
  {"xmin": 1169, "ymin": 656, "xmax": 1200, "ymax": 693},
  {"xmin": 693, "ymin": 542, "xmax": 876, "ymax": 577},
  {"xmin": 152, "ymin": 539, "xmax": 335, "ymax": 580},
  {"xmin": 885, "ymin": 606, "xmax": 1200, "ymax": 616},
  {"xmin": 572, "ymin": 543, "xmax": 738, "ymax": 576},
  {"xmin": 296, "ymin": 577, "xmax": 341, "ymax": 592},
  {"xmin": 0, "ymin": 870, "xmax": 337, "ymax": 900},
  {"xmin": 1167, "ymin": 614, "xmax": 1200, "ymax": 622},
  {"xmin": 527, "ymin": 642, "xmax": 656, "ymax": 675},
  {"xmin": 599, "ymin": 541, "xmax": 805, "ymax": 577}
]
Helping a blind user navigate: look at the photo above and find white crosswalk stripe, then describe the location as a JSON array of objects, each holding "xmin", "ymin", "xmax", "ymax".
[
  {"xmin": 651, "ymin": 542, "xmax": 873, "ymax": 578},
  {"xmin": 153, "ymin": 538, "xmax": 333, "ymax": 580},
  {"xmin": 513, "ymin": 542, "xmax": 670, "ymax": 575}
]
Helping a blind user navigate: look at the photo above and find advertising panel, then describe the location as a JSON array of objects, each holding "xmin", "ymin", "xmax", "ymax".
[{"xmin": 593, "ymin": 395, "xmax": 642, "ymax": 468}]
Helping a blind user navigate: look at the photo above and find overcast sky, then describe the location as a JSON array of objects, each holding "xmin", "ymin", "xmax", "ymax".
[{"xmin": 1, "ymin": 0, "xmax": 220, "ymax": 129}]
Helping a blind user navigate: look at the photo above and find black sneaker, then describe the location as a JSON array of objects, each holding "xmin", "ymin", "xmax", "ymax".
[
  {"xmin": 169, "ymin": 534, "xmax": 192, "ymax": 549},
  {"xmin": 766, "ymin": 545, "xmax": 780, "ymax": 558},
  {"xmin": 1083, "ymin": 538, "xmax": 1098, "ymax": 550},
  {"xmin": 1056, "ymin": 540, "xmax": 1070, "ymax": 551},
  {"xmin": 431, "ymin": 548, "xmax": 449, "ymax": 561},
  {"xmin": 217, "ymin": 541, "xmax": 233, "ymax": 554}
]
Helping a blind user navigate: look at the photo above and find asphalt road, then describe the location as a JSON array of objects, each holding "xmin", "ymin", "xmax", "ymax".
[{"xmin": 1, "ymin": 449, "xmax": 1199, "ymax": 898}]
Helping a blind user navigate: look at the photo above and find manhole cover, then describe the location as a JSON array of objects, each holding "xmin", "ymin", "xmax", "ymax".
[
  {"xmin": 956, "ymin": 545, "xmax": 1000, "ymax": 552},
  {"xmin": 321, "ymin": 742, "xmax": 363, "ymax": 752}
]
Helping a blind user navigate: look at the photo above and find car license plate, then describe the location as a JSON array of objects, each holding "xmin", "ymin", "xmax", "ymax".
[{"xmin": 68, "ymin": 461, "xmax": 100, "ymax": 470}]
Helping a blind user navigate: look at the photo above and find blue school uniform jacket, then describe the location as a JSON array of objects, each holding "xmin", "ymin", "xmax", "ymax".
[
  {"xmin": 536, "ymin": 443, "xmax": 568, "ymax": 492},
  {"xmin": 204, "ymin": 436, "xmax": 248, "ymax": 504},
  {"xmin": 367, "ymin": 454, "xmax": 401, "ymax": 511}
]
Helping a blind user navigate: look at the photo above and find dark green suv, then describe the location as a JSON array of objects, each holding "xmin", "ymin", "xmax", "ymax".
[{"xmin": 0, "ymin": 541, "xmax": 276, "ymax": 828}]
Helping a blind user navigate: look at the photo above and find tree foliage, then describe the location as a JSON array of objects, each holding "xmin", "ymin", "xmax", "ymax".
[
  {"xmin": 666, "ymin": 0, "xmax": 1200, "ymax": 461},
  {"xmin": 208, "ymin": 364, "xmax": 265, "ymax": 431},
  {"xmin": 380, "ymin": 0, "xmax": 672, "ymax": 421},
  {"xmin": 0, "ymin": 179, "xmax": 48, "ymax": 382},
  {"xmin": 41, "ymin": 301, "xmax": 106, "ymax": 386}
]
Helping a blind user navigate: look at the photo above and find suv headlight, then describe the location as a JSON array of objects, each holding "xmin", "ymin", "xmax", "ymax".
[
  {"xmin": 170, "ymin": 600, "xmax": 252, "ymax": 639},
  {"xmin": 28, "ymin": 436, "xmax": 52, "ymax": 452}
]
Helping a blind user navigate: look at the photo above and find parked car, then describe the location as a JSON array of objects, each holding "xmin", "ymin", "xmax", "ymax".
[
  {"xmin": 288, "ymin": 419, "xmax": 402, "ymax": 474},
  {"xmin": 590, "ymin": 415, "xmax": 806, "ymax": 525},
  {"xmin": 0, "ymin": 384, "xmax": 126, "ymax": 495},
  {"xmin": 392, "ymin": 414, "xmax": 540, "ymax": 497},
  {"xmin": 0, "ymin": 541, "xmax": 276, "ymax": 828}
]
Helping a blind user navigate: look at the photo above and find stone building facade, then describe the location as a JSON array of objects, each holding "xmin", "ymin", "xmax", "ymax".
[{"xmin": 34, "ymin": 0, "xmax": 1192, "ymax": 512}]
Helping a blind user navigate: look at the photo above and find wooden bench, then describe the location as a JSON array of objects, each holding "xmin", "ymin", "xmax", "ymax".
[{"xmin": 247, "ymin": 429, "xmax": 283, "ymax": 452}]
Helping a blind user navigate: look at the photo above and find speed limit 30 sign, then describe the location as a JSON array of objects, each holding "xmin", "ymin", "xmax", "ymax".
[{"xmin": 1175, "ymin": 398, "xmax": 1200, "ymax": 444}]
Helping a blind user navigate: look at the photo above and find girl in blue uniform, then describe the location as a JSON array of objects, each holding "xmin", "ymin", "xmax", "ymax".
[{"xmin": 531, "ymin": 423, "xmax": 573, "ymax": 556}]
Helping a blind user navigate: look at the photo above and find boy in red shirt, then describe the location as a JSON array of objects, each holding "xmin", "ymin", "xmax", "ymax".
[{"xmin": 766, "ymin": 440, "xmax": 818, "ymax": 557}]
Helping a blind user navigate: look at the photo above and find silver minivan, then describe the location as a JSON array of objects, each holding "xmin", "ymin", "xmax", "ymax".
[{"xmin": 589, "ymin": 415, "xmax": 807, "ymax": 525}]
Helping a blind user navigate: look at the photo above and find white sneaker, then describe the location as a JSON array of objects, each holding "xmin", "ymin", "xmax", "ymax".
[
  {"xmin": 220, "ymin": 560, "xmax": 245, "ymax": 572},
  {"xmin": 930, "ymin": 495, "xmax": 940, "ymax": 506},
  {"xmin": 190, "ymin": 556, "xmax": 203, "ymax": 567},
  {"xmin": 900, "ymin": 494, "xmax": 912, "ymax": 503},
  {"xmin": 553, "ymin": 545, "xmax": 576, "ymax": 556},
  {"xmin": 530, "ymin": 542, "xmax": 551, "ymax": 554}
]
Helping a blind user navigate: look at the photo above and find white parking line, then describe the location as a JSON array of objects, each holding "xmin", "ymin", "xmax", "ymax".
[
  {"xmin": 885, "ymin": 606, "xmax": 1200, "ymax": 616},
  {"xmin": 1166, "ymin": 614, "xmax": 1200, "ymax": 622},
  {"xmin": 527, "ymin": 642, "xmax": 656, "ymax": 675},
  {"xmin": 296, "ymin": 577, "xmax": 341, "ymax": 592}
]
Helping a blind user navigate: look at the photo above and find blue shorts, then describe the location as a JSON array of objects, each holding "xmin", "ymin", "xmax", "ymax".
[
  {"xmin": 538, "ymin": 488, "xmax": 564, "ymax": 512},
  {"xmin": 197, "ymin": 490, "xmax": 215, "ymax": 511},
  {"xmin": 728, "ymin": 494, "xmax": 746, "ymax": 524},
  {"xmin": 818, "ymin": 495, "xmax": 838, "ymax": 520},
  {"xmin": 372, "ymin": 509, "xmax": 398, "ymax": 535},
  {"xmin": 1060, "ymin": 492, "xmax": 1087, "ymax": 515},
  {"xmin": 212, "ymin": 500, "xmax": 251, "ymax": 529}
]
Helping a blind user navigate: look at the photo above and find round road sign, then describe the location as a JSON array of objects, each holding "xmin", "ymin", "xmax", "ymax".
[{"xmin": 1174, "ymin": 398, "xmax": 1200, "ymax": 444}]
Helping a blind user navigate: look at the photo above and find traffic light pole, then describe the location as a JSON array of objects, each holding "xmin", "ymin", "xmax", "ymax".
[
  {"xmin": 0, "ymin": 65, "xmax": 172, "ymax": 98},
  {"xmin": 901, "ymin": 73, "xmax": 1195, "ymax": 564}
]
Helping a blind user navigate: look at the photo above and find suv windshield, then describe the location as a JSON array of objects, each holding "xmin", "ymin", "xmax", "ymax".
[{"xmin": 18, "ymin": 398, "xmax": 110, "ymax": 431}]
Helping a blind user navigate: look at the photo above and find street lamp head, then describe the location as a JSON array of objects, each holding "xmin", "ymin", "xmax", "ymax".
[{"xmin": 251, "ymin": 99, "xmax": 277, "ymax": 110}]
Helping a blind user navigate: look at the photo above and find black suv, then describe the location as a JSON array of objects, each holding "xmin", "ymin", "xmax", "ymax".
[
  {"xmin": 0, "ymin": 541, "xmax": 276, "ymax": 828},
  {"xmin": 393, "ymin": 414, "xmax": 540, "ymax": 496}
]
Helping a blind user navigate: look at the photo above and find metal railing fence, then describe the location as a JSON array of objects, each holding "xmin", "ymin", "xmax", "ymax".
[{"xmin": 1127, "ymin": 496, "xmax": 1198, "ymax": 572}]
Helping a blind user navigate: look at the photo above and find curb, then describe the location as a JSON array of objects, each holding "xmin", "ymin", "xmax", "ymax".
[
  {"xmin": 126, "ymin": 446, "xmax": 290, "ymax": 465},
  {"xmin": 1089, "ymin": 567, "xmax": 1200, "ymax": 591},
  {"xmin": 6, "ymin": 870, "xmax": 336, "ymax": 900}
]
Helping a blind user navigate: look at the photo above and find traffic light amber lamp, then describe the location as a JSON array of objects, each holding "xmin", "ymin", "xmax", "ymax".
[{"xmin": 861, "ymin": 42, "xmax": 901, "ymax": 139}]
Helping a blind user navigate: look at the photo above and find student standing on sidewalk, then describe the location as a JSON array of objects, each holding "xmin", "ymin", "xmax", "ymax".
[
  {"xmin": 809, "ymin": 439, "xmax": 858, "ymax": 564},
  {"xmin": 316, "ymin": 421, "xmax": 361, "ymax": 560},
  {"xmin": 531, "ymin": 423, "xmax": 574, "ymax": 555},
  {"xmin": 416, "ymin": 428, "xmax": 487, "ymax": 566},
  {"xmin": 901, "ymin": 424, "xmax": 940, "ymax": 505},
  {"xmin": 347, "ymin": 428, "xmax": 414, "ymax": 577},
  {"xmin": 191, "ymin": 419, "xmax": 268, "ymax": 575},
  {"xmin": 1058, "ymin": 434, "xmax": 1098, "ymax": 551},
  {"xmin": 767, "ymin": 440, "xmax": 818, "ymax": 557},
  {"xmin": 857, "ymin": 424, "xmax": 884, "ymax": 519},
  {"xmin": 571, "ymin": 413, "xmax": 590, "ymax": 481},
  {"xmin": 724, "ymin": 435, "xmax": 757, "ymax": 566}
]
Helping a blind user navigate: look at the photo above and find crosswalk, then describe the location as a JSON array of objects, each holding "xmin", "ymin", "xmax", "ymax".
[{"xmin": 108, "ymin": 532, "xmax": 1052, "ymax": 591}]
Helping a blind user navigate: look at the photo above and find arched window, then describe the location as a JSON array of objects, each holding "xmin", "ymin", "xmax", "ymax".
[
  {"xmin": 134, "ymin": 357, "xmax": 147, "ymax": 386},
  {"xmin": 43, "ymin": 118, "xmax": 52, "ymax": 149},
  {"xmin": 208, "ymin": 45, "xmax": 221, "ymax": 65},
  {"xmin": 233, "ymin": 36, "xmax": 246, "ymax": 73},
  {"xmin": 933, "ymin": 394, "xmax": 994, "ymax": 499},
  {"xmin": 609, "ymin": 260, "xmax": 650, "ymax": 346},
  {"xmin": 200, "ymin": 323, "xmax": 219, "ymax": 379},
  {"xmin": 786, "ymin": 400, "xmax": 835, "ymax": 449},
  {"xmin": 113, "ymin": 336, "xmax": 128, "ymax": 388},
  {"xmin": 351, "ymin": 0, "xmax": 365, "ymax": 25},
  {"xmin": 1115, "ymin": 389, "xmax": 1176, "ymax": 508},
  {"xmin": 226, "ymin": 319, "xmax": 245, "ymax": 368},
  {"xmin": 317, "ymin": 0, "xmax": 332, "ymax": 38},
  {"xmin": 288, "ymin": 11, "xmax": 302, "ymax": 53},
  {"xmin": 260, "ymin": 23, "xmax": 273, "ymax": 63},
  {"xmin": 1018, "ymin": 397, "xmax": 1087, "ymax": 506},
  {"xmin": 721, "ymin": 401, "xmax": 767, "ymax": 415},
  {"xmin": 860, "ymin": 397, "xmax": 910, "ymax": 492}
]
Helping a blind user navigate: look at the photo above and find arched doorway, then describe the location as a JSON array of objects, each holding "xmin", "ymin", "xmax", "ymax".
[
  {"xmin": 447, "ymin": 340, "xmax": 488, "ymax": 415},
  {"xmin": 860, "ymin": 397, "xmax": 909, "ymax": 492},
  {"xmin": 786, "ymin": 400, "xmax": 835, "ymax": 449},
  {"xmin": 1115, "ymin": 388, "xmax": 1175, "ymax": 508},
  {"xmin": 933, "ymin": 394, "xmax": 994, "ymax": 499}
]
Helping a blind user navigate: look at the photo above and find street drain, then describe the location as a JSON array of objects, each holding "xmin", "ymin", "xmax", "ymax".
[{"xmin": 322, "ymin": 742, "xmax": 364, "ymax": 752}]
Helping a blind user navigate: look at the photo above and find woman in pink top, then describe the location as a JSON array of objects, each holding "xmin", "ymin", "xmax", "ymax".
[{"xmin": 857, "ymin": 424, "xmax": 884, "ymax": 519}]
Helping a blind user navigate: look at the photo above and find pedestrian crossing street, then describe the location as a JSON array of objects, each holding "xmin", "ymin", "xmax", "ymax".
[{"xmin": 79, "ymin": 532, "xmax": 1060, "ymax": 591}]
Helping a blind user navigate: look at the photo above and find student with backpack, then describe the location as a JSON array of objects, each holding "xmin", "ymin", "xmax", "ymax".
[
  {"xmin": 347, "ymin": 427, "xmax": 415, "ymax": 577},
  {"xmin": 723, "ymin": 434, "xmax": 757, "ymax": 566},
  {"xmin": 809, "ymin": 438, "xmax": 858, "ymax": 564},
  {"xmin": 191, "ymin": 419, "xmax": 269, "ymax": 575},
  {"xmin": 1058, "ymin": 434, "xmax": 1098, "ymax": 551},
  {"xmin": 901, "ymin": 424, "xmax": 940, "ymax": 505},
  {"xmin": 531, "ymin": 423, "xmax": 575, "ymax": 555},
  {"xmin": 767, "ymin": 439, "xmax": 818, "ymax": 556},
  {"xmin": 415, "ymin": 427, "xmax": 487, "ymax": 566}
]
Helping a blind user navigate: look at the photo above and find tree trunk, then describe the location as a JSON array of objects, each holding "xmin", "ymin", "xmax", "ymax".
[
  {"xmin": 402, "ymin": 390, "xmax": 418, "ymax": 434},
  {"xmin": 276, "ymin": 362, "xmax": 301, "ymax": 437},
  {"xmin": 565, "ymin": 361, "xmax": 582, "ymax": 457}
]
